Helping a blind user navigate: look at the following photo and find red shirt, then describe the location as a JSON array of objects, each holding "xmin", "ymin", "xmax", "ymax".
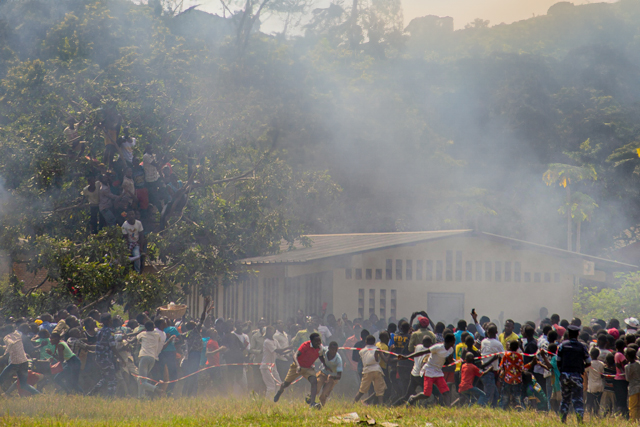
[
  {"xmin": 206, "ymin": 340, "xmax": 219, "ymax": 366},
  {"xmin": 296, "ymin": 341, "xmax": 324, "ymax": 368},
  {"xmin": 500, "ymin": 352, "xmax": 524, "ymax": 384},
  {"xmin": 459, "ymin": 363, "xmax": 482, "ymax": 392}
]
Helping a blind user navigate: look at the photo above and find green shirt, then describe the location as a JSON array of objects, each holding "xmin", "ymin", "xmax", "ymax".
[
  {"xmin": 58, "ymin": 340, "xmax": 75, "ymax": 361},
  {"xmin": 35, "ymin": 338, "xmax": 55, "ymax": 360}
]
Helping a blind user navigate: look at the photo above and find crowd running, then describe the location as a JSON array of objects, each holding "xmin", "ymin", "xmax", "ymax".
[{"xmin": 2, "ymin": 302, "xmax": 640, "ymax": 423}]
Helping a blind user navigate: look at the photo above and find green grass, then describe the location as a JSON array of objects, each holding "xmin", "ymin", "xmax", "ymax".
[{"xmin": 0, "ymin": 395, "xmax": 635, "ymax": 426}]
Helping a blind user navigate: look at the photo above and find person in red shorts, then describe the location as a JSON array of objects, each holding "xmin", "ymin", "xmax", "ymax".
[
  {"xmin": 399, "ymin": 333, "xmax": 456, "ymax": 406},
  {"xmin": 274, "ymin": 333, "xmax": 329, "ymax": 409}
]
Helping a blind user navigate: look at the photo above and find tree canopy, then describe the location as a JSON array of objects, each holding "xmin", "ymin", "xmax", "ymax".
[{"xmin": 2, "ymin": 0, "xmax": 640, "ymax": 316}]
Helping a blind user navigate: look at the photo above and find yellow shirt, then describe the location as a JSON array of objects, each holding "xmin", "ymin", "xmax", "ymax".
[
  {"xmin": 376, "ymin": 342, "xmax": 389, "ymax": 369},
  {"xmin": 499, "ymin": 332, "xmax": 519, "ymax": 350},
  {"xmin": 455, "ymin": 343, "xmax": 478, "ymax": 371}
]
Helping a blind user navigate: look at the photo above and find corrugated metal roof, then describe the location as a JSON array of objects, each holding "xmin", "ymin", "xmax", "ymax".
[
  {"xmin": 238, "ymin": 230, "xmax": 639, "ymax": 271},
  {"xmin": 239, "ymin": 230, "xmax": 471, "ymax": 264}
]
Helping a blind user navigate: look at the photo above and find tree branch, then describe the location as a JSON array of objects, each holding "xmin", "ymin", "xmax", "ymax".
[
  {"xmin": 80, "ymin": 289, "xmax": 115, "ymax": 314},
  {"xmin": 25, "ymin": 275, "xmax": 51, "ymax": 297}
]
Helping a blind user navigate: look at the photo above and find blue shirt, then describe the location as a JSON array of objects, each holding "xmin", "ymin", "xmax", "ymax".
[
  {"xmin": 454, "ymin": 330, "xmax": 465, "ymax": 346},
  {"xmin": 162, "ymin": 326, "xmax": 180, "ymax": 353}
]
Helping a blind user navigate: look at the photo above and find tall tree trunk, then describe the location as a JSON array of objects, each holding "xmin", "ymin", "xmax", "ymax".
[
  {"xmin": 566, "ymin": 185, "xmax": 572, "ymax": 251},
  {"xmin": 576, "ymin": 220, "xmax": 581, "ymax": 254},
  {"xmin": 349, "ymin": 0, "xmax": 358, "ymax": 51}
]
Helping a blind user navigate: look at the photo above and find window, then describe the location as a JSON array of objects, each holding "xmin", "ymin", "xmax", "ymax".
[
  {"xmin": 406, "ymin": 259, "xmax": 413, "ymax": 280},
  {"xmin": 554, "ymin": 273, "xmax": 561, "ymax": 283},
  {"xmin": 390, "ymin": 290, "xmax": 397, "ymax": 318},
  {"xmin": 446, "ymin": 250, "xmax": 453, "ymax": 281},
  {"xmin": 544, "ymin": 273, "xmax": 551, "ymax": 283},
  {"xmin": 524, "ymin": 272, "xmax": 531, "ymax": 283},
  {"xmin": 534, "ymin": 273, "xmax": 541, "ymax": 283},
  {"xmin": 366, "ymin": 268, "xmax": 372, "ymax": 280},
  {"xmin": 485, "ymin": 262, "xmax": 492, "ymax": 282},
  {"xmin": 504, "ymin": 262, "xmax": 511, "ymax": 282},
  {"xmin": 358, "ymin": 289, "xmax": 365, "ymax": 318},
  {"xmin": 465, "ymin": 261, "xmax": 472, "ymax": 281},
  {"xmin": 380, "ymin": 289, "xmax": 386, "ymax": 319},
  {"xmin": 476, "ymin": 261, "xmax": 482, "ymax": 281},
  {"xmin": 436, "ymin": 260, "xmax": 443, "ymax": 281},
  {"xmin": 375, "ymin": 269, "xmax": 382, "ymax": 280},
  {"xmin": 514, "ymin": 262, "xmax": 521, "ymax": 282},
  {"xmin": 369, "ymin": 289, "xmax": 375, "ymax": 316},
  {"xmin": 455, "ymin": 251, "xmax": 463, "ymax": 281},
  {"xmin": 396, "ymin": 259, "xmax": 403, "ymax": 280},
  {"xmin": 355, "ymin": 268, "xmax": 362, "ymax": 280},
  {"xmin": 426, "ymin": 260, "xmax": 433, "ymax": 281},
  {"xmin": 416, "ymin": 260, "xmax": 423, "ymax": 280},
  {"xmin": 386, "ymin": 259, "xmax": 392, "ymax": 280},
  {"xmin": 495, "ymin": 261, "xmax": 502, "ymax": 282},
  {"xmin": 346, "ymin": 269, "xmax": 352, "ymax": 279}
]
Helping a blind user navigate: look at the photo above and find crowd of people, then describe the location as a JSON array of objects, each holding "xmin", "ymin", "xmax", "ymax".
[
  {"xmin": 62, "ymin": 102, "xmax": 195, "ymax": 273},
  {"xmin": 2, "ymin": 302, "xmax": 640, "ymax": 423}
]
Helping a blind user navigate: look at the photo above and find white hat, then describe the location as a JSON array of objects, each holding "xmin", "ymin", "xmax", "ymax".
[{"xmin": 625, "ymin": 317, "xmax": 639, "ymax": 329}]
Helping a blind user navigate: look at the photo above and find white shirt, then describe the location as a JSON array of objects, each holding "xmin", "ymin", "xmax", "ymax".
[
  {"xmin": 138, "ymin": 330, "xmax": 163, "ymax": 360},
  {"xmin": 155, "ymin": 328, "xmax": 166, "ymax": 344},
  {"xmin": 321, "ymin": 347, "xmax": 343, "ymax": 376},
  {"xmin": 120, "ymin": 138, "xmax": 136, "ymax": 163},
  {"xmin": 420, "ymin": 343, "xmax": 453, "ymax": 378},
  {"xmin": 481, "ymin": 337, "xmax": 505, "ymax": 371},
  {"xmin": 122, "ymin": 220, "xmax": 144, "ymax": 243},
  {"xmin": 360, "ymin": 345, "xmax": 382, "ymax": 374},
  {"xmin": 411, "ymin": 344, "xmax": 430, "ymax": 377},
  {"xmin": 318, "ymin": 325, "xmax": 332, "ymax": 344},
  {"xmin": 535, "ymin": 335, "xmax": 550, "ymax": 376},
  {"xmin": 262, "ymin": 338, "xmax": 280, "ymax": 365},
  {"xmin": 587, "ymin": 359, "xmax": 605, "ymax": 393},
  {"xmin": 3, "ymin": 331, "xmax": 28, "ymax": 365},
  {"xmin": 273, "ymin": 330, "xmax": 289, "ymax": 361}
]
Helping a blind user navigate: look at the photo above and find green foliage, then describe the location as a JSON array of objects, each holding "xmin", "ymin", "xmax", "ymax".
[
  {"xmin": 2, "ymin": 0, "xmax": 640, "ymax": 318},
  {"xmin": 574, "ymin": 273, "xmax": 640, "ymax": 321}
]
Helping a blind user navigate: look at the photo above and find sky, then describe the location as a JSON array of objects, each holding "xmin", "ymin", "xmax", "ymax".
[{"xmin": 197, "ymin": 0, "xmax": 620, "ymax": 32}]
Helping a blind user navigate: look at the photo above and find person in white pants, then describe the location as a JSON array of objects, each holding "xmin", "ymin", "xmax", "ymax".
[{"xmin": 261, "ymin": 326, "xmax": 290, "ymax": 400}]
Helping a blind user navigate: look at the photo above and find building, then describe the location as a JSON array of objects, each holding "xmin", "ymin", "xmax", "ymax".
[{"xmin": 205, "ymin": 230, "xmax": 636, "ymax": 325}]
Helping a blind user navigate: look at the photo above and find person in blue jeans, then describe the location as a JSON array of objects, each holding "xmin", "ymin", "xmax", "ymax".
[
  {"xmin": 49, "ymin": 332, "xmax": 84, "ymax": 394},
  {"xmin": 459, "ymin": 353, "xmax": 496, "ymax": 406},
  {"xmin": 478, "ymin": 323, "xmax": 504, "ymax": 407},
  {"xmin": 0, "ymin": 325, "xmax": 41, "ymax": 397}
]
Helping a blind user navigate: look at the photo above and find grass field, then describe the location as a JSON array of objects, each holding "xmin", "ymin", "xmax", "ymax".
[{"xmin": 0, "ymin": 395, "xmax": 636, "ymax": 426}]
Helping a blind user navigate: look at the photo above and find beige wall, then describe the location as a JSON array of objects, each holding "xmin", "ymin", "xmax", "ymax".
[
  {"xmin": 332, "ymin": 236, "xmax": 579, "ymax": 325},
  {"xmin": 210, "ymin": 235, "xmax": 616, "ymax": 326}
]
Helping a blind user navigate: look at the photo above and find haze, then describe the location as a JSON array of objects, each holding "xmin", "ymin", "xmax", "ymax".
[{"xmin": 403, "ymin": 0, "xmax": 619, "ymax": 29}]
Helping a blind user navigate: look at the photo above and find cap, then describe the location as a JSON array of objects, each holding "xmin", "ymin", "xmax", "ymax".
[
  {"xmin": 608, "ymin": 328, "xmax": 620, "ymax": 340},
  {"xmin": 567, "ymin": 325, "xmax": 581, "ymax": 331},
  {"xmin": 625, "ymin": 317, "xmax": 639, "ymax": 328}
]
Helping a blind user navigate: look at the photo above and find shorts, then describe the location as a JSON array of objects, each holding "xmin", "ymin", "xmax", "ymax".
[
  {"xmin": 359, "ymin": 370, "xmax": 386, "ymax": 396},
  {"xmin": 136, "ymin": 188, "xmax": 149, "ymax": 210},
  {"xmin": 104, "ymin": 129, "xmax": 117, "ymax": 146},
  {"xmin": 424, "ymin": 375, "xmax": 449, "ymax": 397},
  {"xmin": 284, "ymin": 362, "xmax": 315, "ymax": 384}
]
